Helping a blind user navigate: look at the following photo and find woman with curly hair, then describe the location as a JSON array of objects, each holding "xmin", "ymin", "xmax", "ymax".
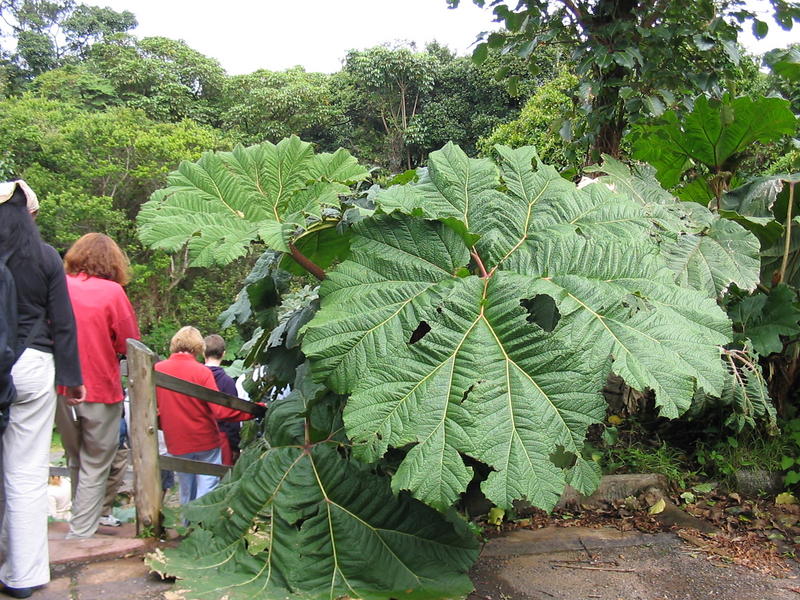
[{"xmin": 55, "ymin": 233, "xmax": 140, "ymax": 539}]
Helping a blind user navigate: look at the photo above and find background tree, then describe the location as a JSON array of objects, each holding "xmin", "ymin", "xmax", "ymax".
[
  {"xmin": 477, "ymin": 69, "xmax": 577, "ymax": 169},
  {"xmin": 404, "ymin": 43, "xmax": 524, "ymax": 160},
  {"xmin": 454, "ymin": 0, "xmax": 800, "ymax": 162},
  {"xmin": 0, "ymin": 0, "xmax": 135, "ymax": 78},
  {"xmin": 87, "ymin": 35, "xmax": 225, "ymax": 124},
  {"xmin": 217, "ymin": 67, "xmax": 342, "ymax": 146},
  {"xmin": 341, "ymin": 45, "xmax": 437, "ymax": 172}
]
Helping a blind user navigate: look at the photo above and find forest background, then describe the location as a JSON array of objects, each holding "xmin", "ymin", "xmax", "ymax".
[
  {"xmin": 0, "ymin": 0, "xmax": 538, "ymax": 355},
  {"xmin": 0, "ymin": 0, "xmax": 797, "ymax": 358}
]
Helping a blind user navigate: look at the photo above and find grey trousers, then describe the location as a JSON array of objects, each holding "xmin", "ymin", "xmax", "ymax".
[
  {"xmin": 101, "ymin": 447, "xmax": 129, "ymax": 516},
  {"xmin": 54, "ymin": 400, "xmax": 122, "ymax": 538}
]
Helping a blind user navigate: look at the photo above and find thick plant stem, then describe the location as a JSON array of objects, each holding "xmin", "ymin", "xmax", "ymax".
[
  {"xmin": 471, "ymin": 248, "xmax": 489, "ymax": 278},
  {"xmin": 289, "ymin": 242, "xmax": 326, "ymax": 281},
  {"xmin": 779, "ymin": 182, "xmax": 796, "ymax": 285}
]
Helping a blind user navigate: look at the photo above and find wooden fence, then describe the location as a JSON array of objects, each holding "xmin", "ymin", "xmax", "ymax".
[{"xmin": 126, "ymin": 338, "xmax": 266, "ymax": 536}]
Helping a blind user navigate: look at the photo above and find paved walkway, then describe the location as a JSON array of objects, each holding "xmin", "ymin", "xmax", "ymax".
[
  {"xmin": 48, "ymin": 522, "xmax": 152, "ymax": 566},
  {"xmin": 470, "ymin": 526, "xmax": 800, "ymax": 600},
  {"xmin": 37, "ymin": 521, "xmax": 164, "ymax": 599}
]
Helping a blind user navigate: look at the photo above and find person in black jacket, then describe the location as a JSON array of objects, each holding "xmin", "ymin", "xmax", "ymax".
[
  {"xmin": 0, "ymin": 181, "xmax": 84, "ymax": 599},
  {"xmin": 203, "ymin": 334, "xmax": 241, "ymax": 465}
]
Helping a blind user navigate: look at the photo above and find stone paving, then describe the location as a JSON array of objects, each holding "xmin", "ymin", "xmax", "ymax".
[{"xmin": 469, "ymin": 526, "xmax": 800, "ymax": 600}]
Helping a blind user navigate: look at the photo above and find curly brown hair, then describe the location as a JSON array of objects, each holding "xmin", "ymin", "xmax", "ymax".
[{"xmin": 64, "ymin": 233, "xmax": 131, "ymax": 285}]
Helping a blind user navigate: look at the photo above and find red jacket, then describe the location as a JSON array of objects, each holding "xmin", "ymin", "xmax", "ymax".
[
  {"xmin": 66, "ymin": 273, "xmax": 140, "ymax": 403},
  {"xmin": 155, "ymin": 353, "xmax": 251, "ymax": 455}
]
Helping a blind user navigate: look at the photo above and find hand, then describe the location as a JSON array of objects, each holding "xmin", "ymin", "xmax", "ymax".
[{"xmin": 63, "ymin": 385, "xmax": 86, "ymax": 405}]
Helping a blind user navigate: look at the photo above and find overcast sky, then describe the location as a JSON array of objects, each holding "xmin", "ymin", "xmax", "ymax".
[
  {"xmin": 95, "ymin": 0, "xmax": 497, "ymax": 74},
  {"xmin": 94, "ymin": 0, "xmax": 796, "ymax": 75}
]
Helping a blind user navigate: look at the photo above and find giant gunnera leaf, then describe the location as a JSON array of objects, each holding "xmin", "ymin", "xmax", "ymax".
[
  {"xmin": 147, "ymin": 366, "xmax": 479, "ymax": 600},
  {"xmin": 138, "ymin": 136, "xmax": 368, "ymax": 267},
  {"xmin": 303, "ymin": 143, "xmax": 732, "ymax": 512}
]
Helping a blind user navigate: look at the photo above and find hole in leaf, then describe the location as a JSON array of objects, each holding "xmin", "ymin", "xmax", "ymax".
[
  {"xmin": 621, "ymin": 292, "xmax": 652, "ymax": 316},
  {"xmin": 459, "ymin": 384, "xmax": 475, "ymax": 405},
  {"xmin": 293, "ymin": 517, "xmax": 308, "ymax": 531},
  {"xmin": 520, "ymin": 295, "xmax": 560, "ymax": 332},
  {"xmin": 458, "ymin": 380, "xmax": 485, "ymax": 404},
  {"xmin": 549, "ymin": 446, "xmax": 577, "ymax": 469},
  {"xmin": 408, "ymin": 321, "xmax": 431, "ymax": 344}
]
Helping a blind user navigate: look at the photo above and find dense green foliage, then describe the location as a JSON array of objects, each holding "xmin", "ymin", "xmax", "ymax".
[
  {"xmin": 477, "ymin": 69, "xmax": 577, "ymax": 168},
  {"xmin": 629, "ymin": 89, "xmax": 799, "ymax": 429},
  {"xmin": 454, "ymin": 0, "xmax": 799, "ymax": 161}
]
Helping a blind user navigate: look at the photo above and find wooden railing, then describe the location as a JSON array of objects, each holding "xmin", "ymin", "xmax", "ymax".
[{"xmin": 126, "ymin": 338, "xmax": 265, "ymax": 536}]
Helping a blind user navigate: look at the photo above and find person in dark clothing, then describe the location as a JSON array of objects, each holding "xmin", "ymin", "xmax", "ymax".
[
  {"xmin": 203, "ymin": 335, "xmax": 241, "ymax": 465},
  {"xmin": 0, "ymin": 181, "xmax": 84, "ymax": 599}
]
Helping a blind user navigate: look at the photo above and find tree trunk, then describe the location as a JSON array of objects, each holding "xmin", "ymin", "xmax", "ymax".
[
  {"xmin": 586, "ymin": 0, "xmax": 638, "ymax": 162},
  {"xmin": 387, "ymin": 131, "xmax": 405, "ymax": 173}
]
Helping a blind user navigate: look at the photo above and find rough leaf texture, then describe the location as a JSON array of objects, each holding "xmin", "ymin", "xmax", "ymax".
[
  {"xmin": 303, "ymin": 144, "xmax": 733, "ymax": 511},
  {"xmin": 147, "ymin": 367, "xmax": 478, "ymax": 600}
]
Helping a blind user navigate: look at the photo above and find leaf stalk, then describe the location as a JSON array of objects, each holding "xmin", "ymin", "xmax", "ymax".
[
  {"xmin": 470, "ymin": 248, "xmax": 489, "ymax": 278},
  {"xmin": 289, "ymin": 242, "xmax": 327, "ymax": 281}
]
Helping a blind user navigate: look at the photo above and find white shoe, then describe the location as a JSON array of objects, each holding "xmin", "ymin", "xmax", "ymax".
[{"xmin": 98, "ymin": 514, "xmax": 122, "ymax": 527}]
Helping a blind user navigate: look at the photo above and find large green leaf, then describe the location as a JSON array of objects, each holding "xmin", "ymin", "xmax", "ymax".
[
  {"xmin": 631, "ymin": 95, "xmax": 797, "ymax": 188},
  {"xmin": 341, "ymin": 270, "xmax": 605, "ymax": 511},
  {"xmin": 304, "ymin": 145, "xmax": 731, "ymax": 511},
  {"xmin": 138, "ymin": 136, "xmax": 368, "ymax": 267},
  {"xmin": 730, "ymin": 285, "xmax": 800, "ymax": 355},
  {"xmin": 765, "ymin": 47, "xmax": 800, "ymax": 82},
  {"xmin": 302, "ymin": 215, "xmax": 470, "ymax": 394},
  {"xmin": 719, "ymin": 176, "xmax": 787, "ymax": 246},
  {"xmin": 148, "ymin": 374, "xmax": 478, "ymax": 600},
  {"xmin": 661, "ymin": 217, "xmax": 761, "ymax": 298},
  {"xmin": 511, "ymin": 236, "xmax": 731, "ymax": 419}
]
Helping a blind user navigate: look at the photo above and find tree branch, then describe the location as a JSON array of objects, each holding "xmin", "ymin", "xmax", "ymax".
[
  {"xmin": 559, "ymin": 0, "xmax": 584, "ymax": 24},
  {"xmin": 289, "ymin": 242, "xmax": 326, "ymax": 281}
]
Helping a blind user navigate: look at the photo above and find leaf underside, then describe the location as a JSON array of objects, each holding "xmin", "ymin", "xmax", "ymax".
[{"xmin": 148, "ymin": 382, "xmax": 478, "ymax": 600}]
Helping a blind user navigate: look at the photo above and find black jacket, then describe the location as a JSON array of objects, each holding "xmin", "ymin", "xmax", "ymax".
[{"xmin": 8, "ymin": 242, "xmax": 81, "ymax": 386}]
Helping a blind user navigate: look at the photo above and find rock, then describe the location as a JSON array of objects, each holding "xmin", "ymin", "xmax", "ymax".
[
  {"xmin": 555, "ymin": 473, "xmax": 670, "ymax": 510},
  {"xmin": 735, "ymin": 469, "xmax": 783, "ymax": 497}
]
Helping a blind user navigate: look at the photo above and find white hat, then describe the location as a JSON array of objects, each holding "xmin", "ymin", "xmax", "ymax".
[{"xmin": 0, "ymin": 179, "xmax": 39, "ymax": 213}]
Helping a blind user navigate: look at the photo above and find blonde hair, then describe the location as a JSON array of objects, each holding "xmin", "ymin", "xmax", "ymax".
[{"xmin": 169, "ymin": 326, "xmax": 205, "ymax": 356}]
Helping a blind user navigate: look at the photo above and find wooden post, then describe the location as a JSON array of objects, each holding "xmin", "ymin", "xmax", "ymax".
[{"xmin": 127, "ymin": 338, "xmax": 162, "ymax": 537}]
